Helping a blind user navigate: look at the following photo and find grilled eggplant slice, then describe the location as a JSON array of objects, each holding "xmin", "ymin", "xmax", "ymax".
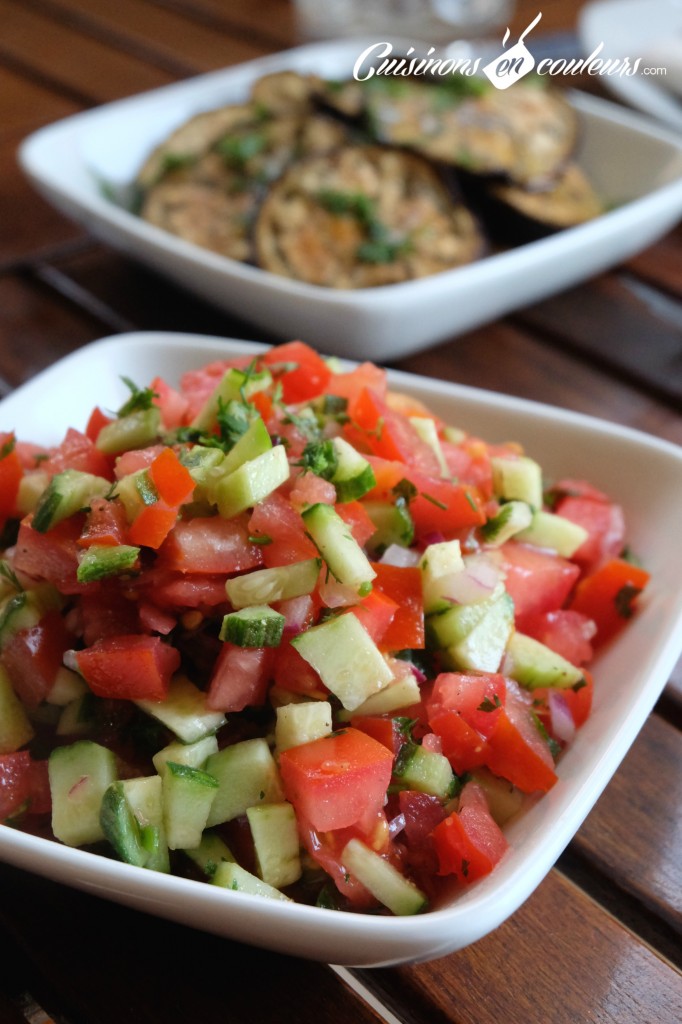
[
  {"xmin": 323, "ymin": 76, "xmax": 578, "ymax": 190},
  {"xmin": 254, "ymin": 144, "xmax": 485, "ymax": 289},
  {"xmin": 485, "ymin": 162, "xmax": 603, "ymax": 241}
]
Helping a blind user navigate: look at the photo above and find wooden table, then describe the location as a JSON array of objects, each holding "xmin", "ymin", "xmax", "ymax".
[{"xmin": 1, "ymin": 1, "xmax": 681, "ymax": 1021}]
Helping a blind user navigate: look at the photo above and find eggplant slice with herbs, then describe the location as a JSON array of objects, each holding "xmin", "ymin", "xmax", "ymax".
[
  {"xmin": 485, "ymin": 161, "xmax": 604, "ymax": 241},
  {"xmin": 139, "ymin": 98, "xmax": 351, "ymax": 262},
  {"xmin": 254, "ymin": 144, "xmax": 485, "ymax": 289},
  {"xmin": 319, "ymin": 75, "xmax": 579, "ymax": 190}
]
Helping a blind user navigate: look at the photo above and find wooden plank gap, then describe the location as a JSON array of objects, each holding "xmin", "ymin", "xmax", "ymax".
[
  {"xmin": 557, "ymin": 845, "xmax": 682, "ymax": 969},
  {"xmin": 149, "ymin": 0, "xmax": 294, "ymax": 51},
  {"xmin": 0, "ymin": 237, "xmax": 95, "ymax": 279},
  {"xmin": 0, "ymin": 43, "xmax": 96, "ymax": 108},
  {"xmin": 29, "ymin": 264, "xmax": 139, "ymax": 334},
  {"xmin": 8, "ymin": 0, "xmax": 202, "ymax": 80},
  {"xmin": 329, "ymin": 966, "xmax": 409, "ymax": 1024}
]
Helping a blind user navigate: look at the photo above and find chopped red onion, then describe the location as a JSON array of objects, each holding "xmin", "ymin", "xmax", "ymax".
[{"xmin": 548, "ymin": 690, "xmax": 576, "ymax": 744}]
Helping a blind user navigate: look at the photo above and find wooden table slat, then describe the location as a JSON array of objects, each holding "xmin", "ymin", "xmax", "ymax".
[{"xmin": 356, "ymin": 872, "xmax": 682, "ymax": 1024}]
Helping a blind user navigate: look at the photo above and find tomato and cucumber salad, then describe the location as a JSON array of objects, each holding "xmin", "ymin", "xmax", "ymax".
[{"xmin": 0, "ymin": 340, "xmax": 649, "ymax": 915}]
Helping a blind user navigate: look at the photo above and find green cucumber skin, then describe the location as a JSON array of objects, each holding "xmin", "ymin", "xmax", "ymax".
[{"xmin": 219, "ymin": 606, "xmax": 286, "ymax": 648}]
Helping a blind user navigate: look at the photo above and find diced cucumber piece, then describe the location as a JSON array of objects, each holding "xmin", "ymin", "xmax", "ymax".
[
  {"xmin": 419, "ymin": 540, "xmax": 464, "ymax": 614},
  {"xmin": 212, "ymin": 860, "xmax": 291, "ymax": 901},
  {"xmin": 56, "ymin": 694, "xmax": 95, "ymax": 737},
  {"xmin": 215, "ymin": 445, "xmax": 289, "ymax": 519},
  {"xmin": 342, "ymin": 838, "xmax": 427, "ymax": 916},
  {"xmin": 447, "ymin": 592, "xmax": 515, "ymax": 673},
  {"xmin": 516, "ymin": 509, "xmax": 589, "ymax": 558},
  {"xmin": 184, "ymin": 830, "xmax": 235, "ymax": 878},
  {"xmin": 205, "ymin": 737, "xmax": 285, "ymax": 826},
  {"xmin": 192, "ymin": 365, "xmax": 272, "ymax": 432},
  {"xmin": 162, "ymin": 761, "xmax": 219, "ymax": 850},
  {"xmin": 45, "ymin": 666, "xmax": 88, "ymax": 706},
  {"xmin": 364, "ymin": 499, "xmax": 415, "ymax": 553},
  {"xmin": 135, "ymin": 674, "xmax": 226, "ymax": 744},
  {"xmin": 100, "ymin": 781, "xmax": 149, "ymax": 868},
  {"xmin": 17, "ymin": 470, "xmax": 50, "ymax": 515},
  {"xmin": 152, "ymin": 734, "xmax": 218, "ymax": 776},
  {"xmin": 100, "ymin": 776, "xmax": 169, "ymax": 871},
  {"xmin": 292, "ymin": 614, "xmax": 394, "ymax": 712},
  {"xmin": 246, "ymin": 802, "xmax": 302, "ymax": 888},
  {"xmin": 490, "ymin": 453, "xmax": 543, "ymax": 510},
  {"xmin": 393, "ymin": 741, "xmax": 457, "ymax": 798},
  {"xmin": 274, "ymin": 699, "xmax": 333, "ymax": 753},
  {"xmin": 219, "ymin": 605, "xmax": 285, "ymax": 647},
  {"xmin": 470, "ymin": 769, "xmax": 524, "ymax": 826},
  {"xmin": 179, "ymin": 445, "xmax": 225, "ymax": 488},
  {"xmin": 76, "ymin": 543, "xmax": 140, "ymax": 583},
  {"xmin": 302, "ymin": 503, "xmax": 376, "ymax": 591},
  {"xmin": 328, "ymin": 437, "xmax": 376, "ymax": 502},
  {"xmin": 337, "ymin": 664, "xmax": 420, "ymax": 721},
  {"xmin": 49, "ymin": 740, "xmax": 117, "ymax": 847},
  {"xmin": 220, "ymin": 415, "xmax": 272, "ymax": 477},
  {"xmin": 226, "ymin": 558, "xmax": 320, "ymax": 609},
  {"xmin": 503, "ymin": 632, "xmax": 584, "ymax": 690},
  {"xmin": 0, "ymin": 592, "xmax": 41, "ymax": 649},
  {"xmin": 96, "ymin": 407, "xmax": 161, "ymax": 456},
  {"xmin": 32, "ymin": 470, "xmax": 111, "ymax": 533},
  {"xmin": 0, "ymin": 665, "xmax": 34, "ymax": 753},
  {"xmin": 427, "ymin": 591, "xmax": 501, "ymax": 650},
  {"xmin": 409, "ymin": 416, "xmax": 448, "ymax": 477},
  {"xmin": 114, "ymin": 469, "xmax": 151, "ymax": 521},
  {"xmin": 481, "ymin": 500, "xmax": 533, "ymax": 546}
]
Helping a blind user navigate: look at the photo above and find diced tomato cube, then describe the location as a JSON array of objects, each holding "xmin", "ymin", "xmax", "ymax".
[
  {"xmin": 555, "ymin": 494, "xmax": 625, "ymax": 571},
  {"xmin": 1, "ymin": 610, "xmax": 76, "ymax": 706},
  {"xmin": 248, "ymin": 492, "xmax": 318, "ymax": 568},
  {"xmin": 570, "ymin": 558, "xmax": 650, "ymax": 645},
  {"xmin": 272, "ymin": 641, "xmax": 326, "ymax": 697},
  {"xmin": 157, "ymin": 515, "xmax": 264, "ymax": 574},
  {"xmin": 262, "ymin": 340, "xmax": 331, "ymax": 403},
  {"xmin": 432, "ymin": 782, "xmax": 508, "ymax": 882},
  {"xmin": 279, "ymin": 727, "xmax": 394, "ymax": 832},
  {"xmin": 350, "ymin": 715, "xmax": 403, "ymax": 755},
  {"xmin": 75, "ymin": 634, "xmax": 180, "ymax": 701},
  {"xmin": 151, "ymin": 376, "xmax": 189, "ymax": 429},
  {"xmin": 206, "ymin": 643, "xmax": 273, "ymax": 712},
  {"xmin": 148, "ymin": 447, "xmax": 195, "ymax": 507},
  {"xmin": 346, "ymin": 388, "xmax": 443, "ymax": 478},
  {"xmin": 14, "ymin": 515, "xmax": 88, "ymax": 594},
  {"xmin": 349, "ymin": 588, "xmax": 398, "ymax": 645},
  {"xmin": 128, "ymin": 502, "xmax": 178, "ymax": 550},
  {"xmin": 523, "ymin": 609, "xmax": 595, "ymax": 666},
  {"xmin": 336, "ymin": 501, "xmax": 377, "ymax": 548},
  {"xmin": 85, "ymin": 406, "xmax": 114, "ymax": 445},
  {"xmin": 0, "ymin": 433, "xmax": 23, "ymax": 525},
  {"xmin": 44, "ymin": 428, "xmax": 112, "ymax": 480},
  {"xmin": 370, "ymin": 563, "xmax": 425, "ymax": 651},
  {"xmin": 485, "ymin": 681, "xmax": 557, "ymax": 794},
  {"xmin": 325, "ymin": 362, "xmax": 387, "ymax": 406},
  {"xmin": 78, "ymin": 497, "xmax": 129, "ymax": 549},
  {"xmin": 493, "ymin": 541, "xmax": 580, "ymax": 631}
]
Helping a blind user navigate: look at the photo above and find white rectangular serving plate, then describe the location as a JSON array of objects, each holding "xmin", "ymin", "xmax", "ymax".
[
  {"xmin": 1, "ymin": 331, "xmax": 682, "ymax": 967},
  {"xmin": 18, "ymin": 40, "xmax": 682, "ymax": 361}
]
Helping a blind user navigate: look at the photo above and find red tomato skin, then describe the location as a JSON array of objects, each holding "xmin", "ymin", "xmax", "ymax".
[
  {"xmin": 346, "ymin": 388, "xmax": 443, "ymax": 478},
  {"xmin": 492, "ymin": 542, "xmax": 580, "ymax": 631},
  {"xmin": 206, "ymin": 644, "xmax": 273, "ymax": 712},
  {"xmin": 371, "ymin": 563, "xmax": 425, "ymax": 651},
  {"xmin": 279, "ymin": 728, "xmax": 394, "ymax": 832},
  {"xmin": 78, "ymin": 586, "xmax": 140, "ymax": 645},
  {"xmin": 76, "ymin": 635, "xmax": 180, "ymax": 701},
  {"xmin": 85, "ymin": 407, "xmax": 114, "ymax": 444},
  {"xmin": 325, "ymin": 362, "xmax": 387, "ymax": 406},
  {"xmin": 78, "ymin": 497, "xmax": 129, "ymax": 549},
  {"xmin": 262, "ymin": 340, "xmax": 331, "ymax": 403},
  {"xmin": 248, "ymin": 492, "xmax": 318, "ymax": 568},
  {"xmin": 570, "ymin": 558, "xmax": 650, "ymax": 645},
  {"xmin": 429, "ymin": 672, "xmax": 507, "ymax": 738},
  {"xmin": 128, "ymin": 503, "xmax": 178, "ymax": 550},
  {"xmin": 151, "ymin": 376, "xmax": 189, "ymax": 429},
  {"xmin": 337, "ymin": 501, "xmax": 377, "ymax": 548},
  {"xmin": 485, "ymin": 682, "xmax": 557, "ymax": 794},
  {"xmin": 157, "ymin": 515, "xmax": 263, "ymax": 574},
  {"xmin": 44, "ymin": 428, "xmax": 112, "ymax": 480},
  {"xmin": 1, "ymin": 610, "xmax": 75, "ymax": 706},
  {"xmin": 148, "ymin": 447, "xmax": 195, "ymax": 507},
  {"xmin": 349, "ymin": 589, "xmax": 398, "ymax": 645},
  {"xmin": 13, "ymin": 515, "xmax": 88, "ymax": 594},
  {"xmin": 432, "ymin": 782, "xmax": 508, "ymax": 882},
  {"xmin": 350, "ymin": 715, "xmax": 402, "ymax": 754},
  {"xmin": 522, "ymin": 609, "xmax": 595, "ymax": 666},
  {"xmin": 0, "ymin": 751, "xmax": 32, "ymax": 821},
  {"xmin": 555, "ymin": 495, "xmax": 625, "ymax": 571},
  {"xmin": 272, "ymin": 642, "xmax": 327, "ymax": 697},
  {"xmin": 0, "ymin": 433, "xmax": 22, "ymax": 523},
  {"xmin": 137, "ymin": 571, "xmax": 230, "ymax": 611}
]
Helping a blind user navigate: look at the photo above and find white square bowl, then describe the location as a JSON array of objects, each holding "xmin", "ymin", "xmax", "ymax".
[
  {"xmin": 1, "ymin": 331, "xmax": 681, "ymax": 967},
  {"xmin": 18, "ymin": 40, "xmax": 682, "ymax": 361}
]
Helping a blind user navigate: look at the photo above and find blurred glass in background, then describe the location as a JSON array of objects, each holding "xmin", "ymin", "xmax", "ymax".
[{"xmin": 294, "ymin": 0, "xmax": 516, "ymax": 43}]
